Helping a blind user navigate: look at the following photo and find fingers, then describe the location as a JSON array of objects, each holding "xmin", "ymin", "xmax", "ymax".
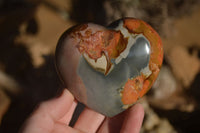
[
  {"xmin": 21, "ymin": 89, "xmax": 76, "ymax": 133},
  {"xmin": 120, "ymin": 104, "xmax": 144, "ymax": 133},
  {"xmin": 59, "ymin": 100, "xmax": 77, "ymax": 124},
  {"xmin": 97, "ymin": 110, "xmax": 126, "ymax": 133},
  {"xmin": 37, "ymin": 89, "xmax": 75, "ymax": 121},
  {"xmin": 97, "ymin": 104, "xmax": 144, "ymax": 133},
  {"xmin": 74, "ymin": 107, "xmax": 105, "ymax": 133},
  {"xmin": 52, "ymin": 122, "xmax": 84, "ymax": 133}
]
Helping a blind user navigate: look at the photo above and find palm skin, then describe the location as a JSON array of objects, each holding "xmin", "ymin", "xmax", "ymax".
[{"xmin": 20, "ymin": 89, "xmax": 144, "ymax": 133}]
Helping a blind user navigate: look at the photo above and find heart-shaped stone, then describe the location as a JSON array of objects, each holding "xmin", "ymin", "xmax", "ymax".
[{"xmin": 55, "ymin": 18, "xmax": 163, "ymax": 117}]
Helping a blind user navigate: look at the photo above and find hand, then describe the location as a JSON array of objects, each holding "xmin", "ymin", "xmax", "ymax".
[{"xmin": 20, "ymin": 89, "xmax": 144, "ymax": 133}]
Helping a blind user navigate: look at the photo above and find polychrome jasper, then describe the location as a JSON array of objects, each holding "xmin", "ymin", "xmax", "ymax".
[{"xmin": 55, "ymin": 18, "xmax": 163, "ymax": 117}]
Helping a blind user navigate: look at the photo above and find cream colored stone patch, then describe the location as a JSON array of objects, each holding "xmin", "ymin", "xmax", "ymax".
[
  {"xmin": 114, "ymin": 21, "xmax": 138, "ymax": 64},
  {"xmin": 83, "ymin": 53, "xmax": 108, "ymax": 74},
  {"xmin": 141, "ymin": 66, "xmax": 152, "ymax": 78}
]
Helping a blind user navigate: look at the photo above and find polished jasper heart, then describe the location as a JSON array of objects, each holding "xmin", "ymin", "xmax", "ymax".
[{"xmin": 55, "ymin": 18, "xmax": 163, "ymax": 117}]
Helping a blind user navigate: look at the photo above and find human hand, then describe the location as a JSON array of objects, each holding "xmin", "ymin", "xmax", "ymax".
[{"xmin": 20, "ymin": 89, "xmax": 144, "ymax": 133}]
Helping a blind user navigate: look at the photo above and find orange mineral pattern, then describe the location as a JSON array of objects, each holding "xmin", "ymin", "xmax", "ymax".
[{"xmin": 55, "ymin": 18, "xmax": 163, "ymax": 117}]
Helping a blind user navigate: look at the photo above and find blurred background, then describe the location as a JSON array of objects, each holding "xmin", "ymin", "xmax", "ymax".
[{"xmin": 0, "ymin": 0, "xmax": 200, "ymax": 132}]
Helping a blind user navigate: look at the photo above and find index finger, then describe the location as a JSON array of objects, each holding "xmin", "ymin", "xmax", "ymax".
[
  {"xmin": 21, "ymin": 89, "xmax": 76, "ymax": 133},
  {"xmin": 36, "ymin": 89, "xmax": 76, "ymax": 121}
]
